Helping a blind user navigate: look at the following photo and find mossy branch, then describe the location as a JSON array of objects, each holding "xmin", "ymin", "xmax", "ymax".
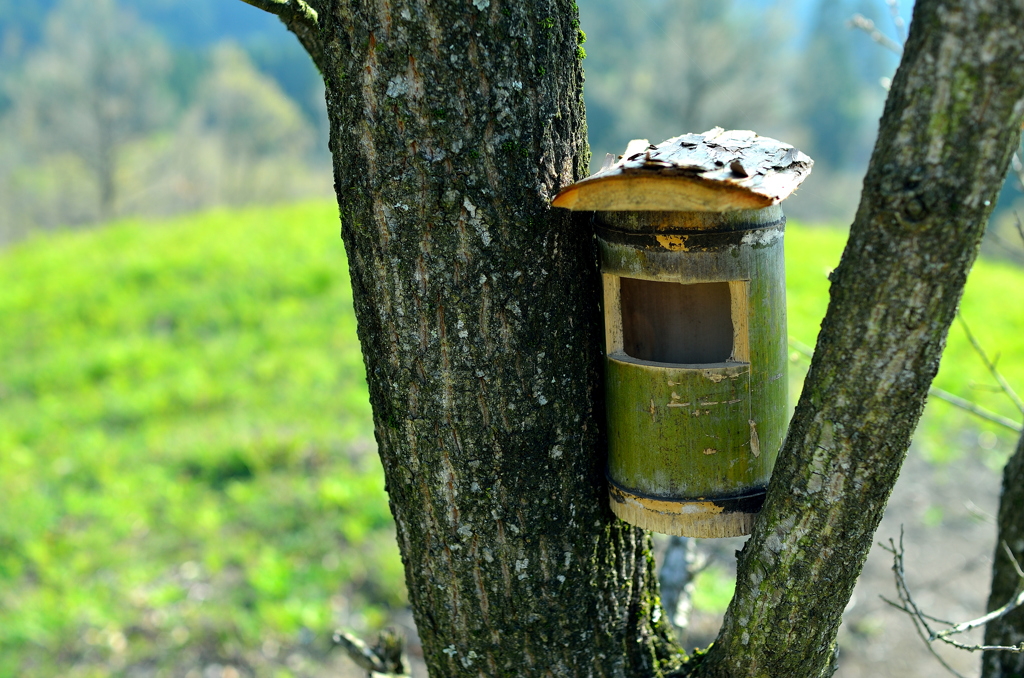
[{"xmin": 237, "ymin": 0, "xmax": 324, "ymax": 74}]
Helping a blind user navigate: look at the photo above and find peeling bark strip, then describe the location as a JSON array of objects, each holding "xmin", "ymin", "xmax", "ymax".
[
  {"xmin": 983, "ymin": 432, "xmax": 1024, "ymax": 678},
  {"xmin": 318, "ymin": 0, "xmax": 677, "ymax": 675},
  {"xmin": 699, "ymin": 1, "xmax": 1024, "ymax": 676}
]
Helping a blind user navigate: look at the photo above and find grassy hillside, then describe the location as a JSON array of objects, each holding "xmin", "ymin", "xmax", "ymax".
[
  {"xmin": 0, "ymin": 202, "xmax": 1020, "ymax": 676},
  {"xmin": 0, "ymin": 203, "xmax": 403, "ymax": 677}
]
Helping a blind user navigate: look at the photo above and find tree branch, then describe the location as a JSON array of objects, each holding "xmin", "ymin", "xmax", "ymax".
[
  {"xmin": 929, "ymin": 387, "xmax": 1023, "ymax": 433},
  {"xmin": 958, "ymin": 314, "xmax": 1024, "ymax": 417},
  {"xmin": 985, "ymin": 227, "xmax": 1024, "ymax": 267},
  {"xmin": 848, "ymin": 14, "xmax": 904, "ymax": 55},
  {"xmin": 882, "ymin": 533, "xmax": 1024, "ymax": 678},
  {"xmin": 237, "ymin": 0, "xmax": 324, "ymax": 74},
  {"xmin": 790, "ymin": 338, "xmax": 1022, "ymax": 433},
  {"xmin": 333, "ymin": 628, "xmax": 408, "ymax": 678},
  {"xmin": 699, "ymin": 0, "xmax": 1024, "ymax": 674},
  {"xmin": 885, "ymin": 0, "xmax": 908, "ymax": 43}
]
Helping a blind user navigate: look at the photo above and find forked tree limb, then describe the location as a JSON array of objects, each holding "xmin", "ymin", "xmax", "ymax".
[
  {"xmin": 957, "ymin": 314, "xmax": 1024, "ymax": 417},
  {"xmin": 233, "ymin": 0, "xmax": 1024, "ymax": 673}
]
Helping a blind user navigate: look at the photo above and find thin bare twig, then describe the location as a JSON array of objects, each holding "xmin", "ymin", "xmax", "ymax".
[
  {"xmin": 963, "ymin": 499, "xmax": 996, "ymax": 524},
  {"xmin": 885, "ymin": 0, "xmax": 907, "ymax": 43},
  {"xmin": 881, "ymin": 532, "xmax": 968, "ymax": 677},
  {"xmin": 848, "ymin": 14, "xmax": 904, "ymax": 54},
  {"xmin": 986, "ymin": 228, "xmax": 1024, "ymax": 267},
  {"xmin": 788, "ymin": 338, "xmax": 1022, "ymax": 432},
  {"xmin": 881, "ymin": 529, "xmax": 1024, "ymax": 678},
  {"xmin": 878, "ymin": 594, "xmax": 957, "ymax": 628},
  {"xmin": 1006, "ymin": 540, "xmax": 1024, "ymax": 580},
  {"xmin": 937, "ymin": 589, "xmax": 1024, "ymax": 640},
  {"xmin": 787, "ymin": 337, "xmax": 815, "ymax": 359},
  {"xmin": 957, "ymin": 314, "xmax": 1024, "ymax": 416},
  {"xmin": 931, "ymin": 543, "xmax": 1024, "ymax": 645},
  {"xmin": 928, "ymin": 387, "xmax": 1023, "ymax": 433}
]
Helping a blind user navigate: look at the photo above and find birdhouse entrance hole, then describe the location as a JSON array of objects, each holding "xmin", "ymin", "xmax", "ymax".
[
  {"xmin": 620, "ymin": 279, "xmax": 733, "ymax": 365},
  {"xmin": 605, "ymin": 275, "xmax": 750, "ymax": 366}
]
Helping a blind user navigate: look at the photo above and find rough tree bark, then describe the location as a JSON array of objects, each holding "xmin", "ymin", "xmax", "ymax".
[
  {"xmin": 983, "ymin": 431, "xmax": 1024, "ymax": 678},
  {"xmin": 320, "ymin": 1, "xmax": 679, "ymax": 675},
  {"xmin": 247, "ymin": 0, "xmax": 1024, "ymax": 675}
]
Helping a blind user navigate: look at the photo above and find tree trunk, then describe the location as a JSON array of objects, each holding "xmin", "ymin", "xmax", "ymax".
[
  {"xmin": 254, "ymin": 0, "xmax": 1024, "ymax": 675},
  {"xmin": 318, "ymin": 1, "xmax": 678, "ymax": 675},
  {"xmin": 982, "ymin": 431, "xmax": 1024, "ymax": 678},
  {"xmin": 699, "ymin": 1, "xmax": 1024, "ymax": 675}
]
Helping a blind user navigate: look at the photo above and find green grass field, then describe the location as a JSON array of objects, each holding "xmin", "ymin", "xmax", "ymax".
[
  {"xmin": 0, "ymin": 202, "xmax": 1020, "ymax": 675},
  {"xmin": 0, "ymin": 203, "xmax": 403, "ymax": 677}
]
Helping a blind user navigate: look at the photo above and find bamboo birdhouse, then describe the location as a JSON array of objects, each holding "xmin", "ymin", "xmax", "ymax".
[{"xmin": 553, "ymin": 128, "xmax": 813, "ymax": 538}]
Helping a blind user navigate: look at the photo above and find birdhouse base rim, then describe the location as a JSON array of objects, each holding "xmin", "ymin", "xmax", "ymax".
[{"xmin": 607, "ymin": 481, "xmax": 764, "ymax": 538}]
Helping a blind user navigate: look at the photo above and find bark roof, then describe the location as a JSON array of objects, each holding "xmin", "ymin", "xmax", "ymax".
[{"xmin": 552, "ymin": 128, "xmax": 814, "ymax": 212}]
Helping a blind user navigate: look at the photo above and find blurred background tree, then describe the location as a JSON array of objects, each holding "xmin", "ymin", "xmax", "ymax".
[
  {"xmin": 1, "ymin": 0, "xmax": 1020, "ymax": 246},
  {"xmin": 580, "ymin": 0, "xmax": 793, "ymax": 162},
  {"xmin": 0, "ymin": 0, "xmax": 332, "ymax": 241},
  {"xmin": 1, "ymin": 0, "xmax": 172, "ymax": 227}
]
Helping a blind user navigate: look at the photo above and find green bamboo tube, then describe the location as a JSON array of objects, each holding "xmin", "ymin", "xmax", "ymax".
[{"xmin": 597, "ymin": 207, "xmax": 787, "ymax": 538}]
